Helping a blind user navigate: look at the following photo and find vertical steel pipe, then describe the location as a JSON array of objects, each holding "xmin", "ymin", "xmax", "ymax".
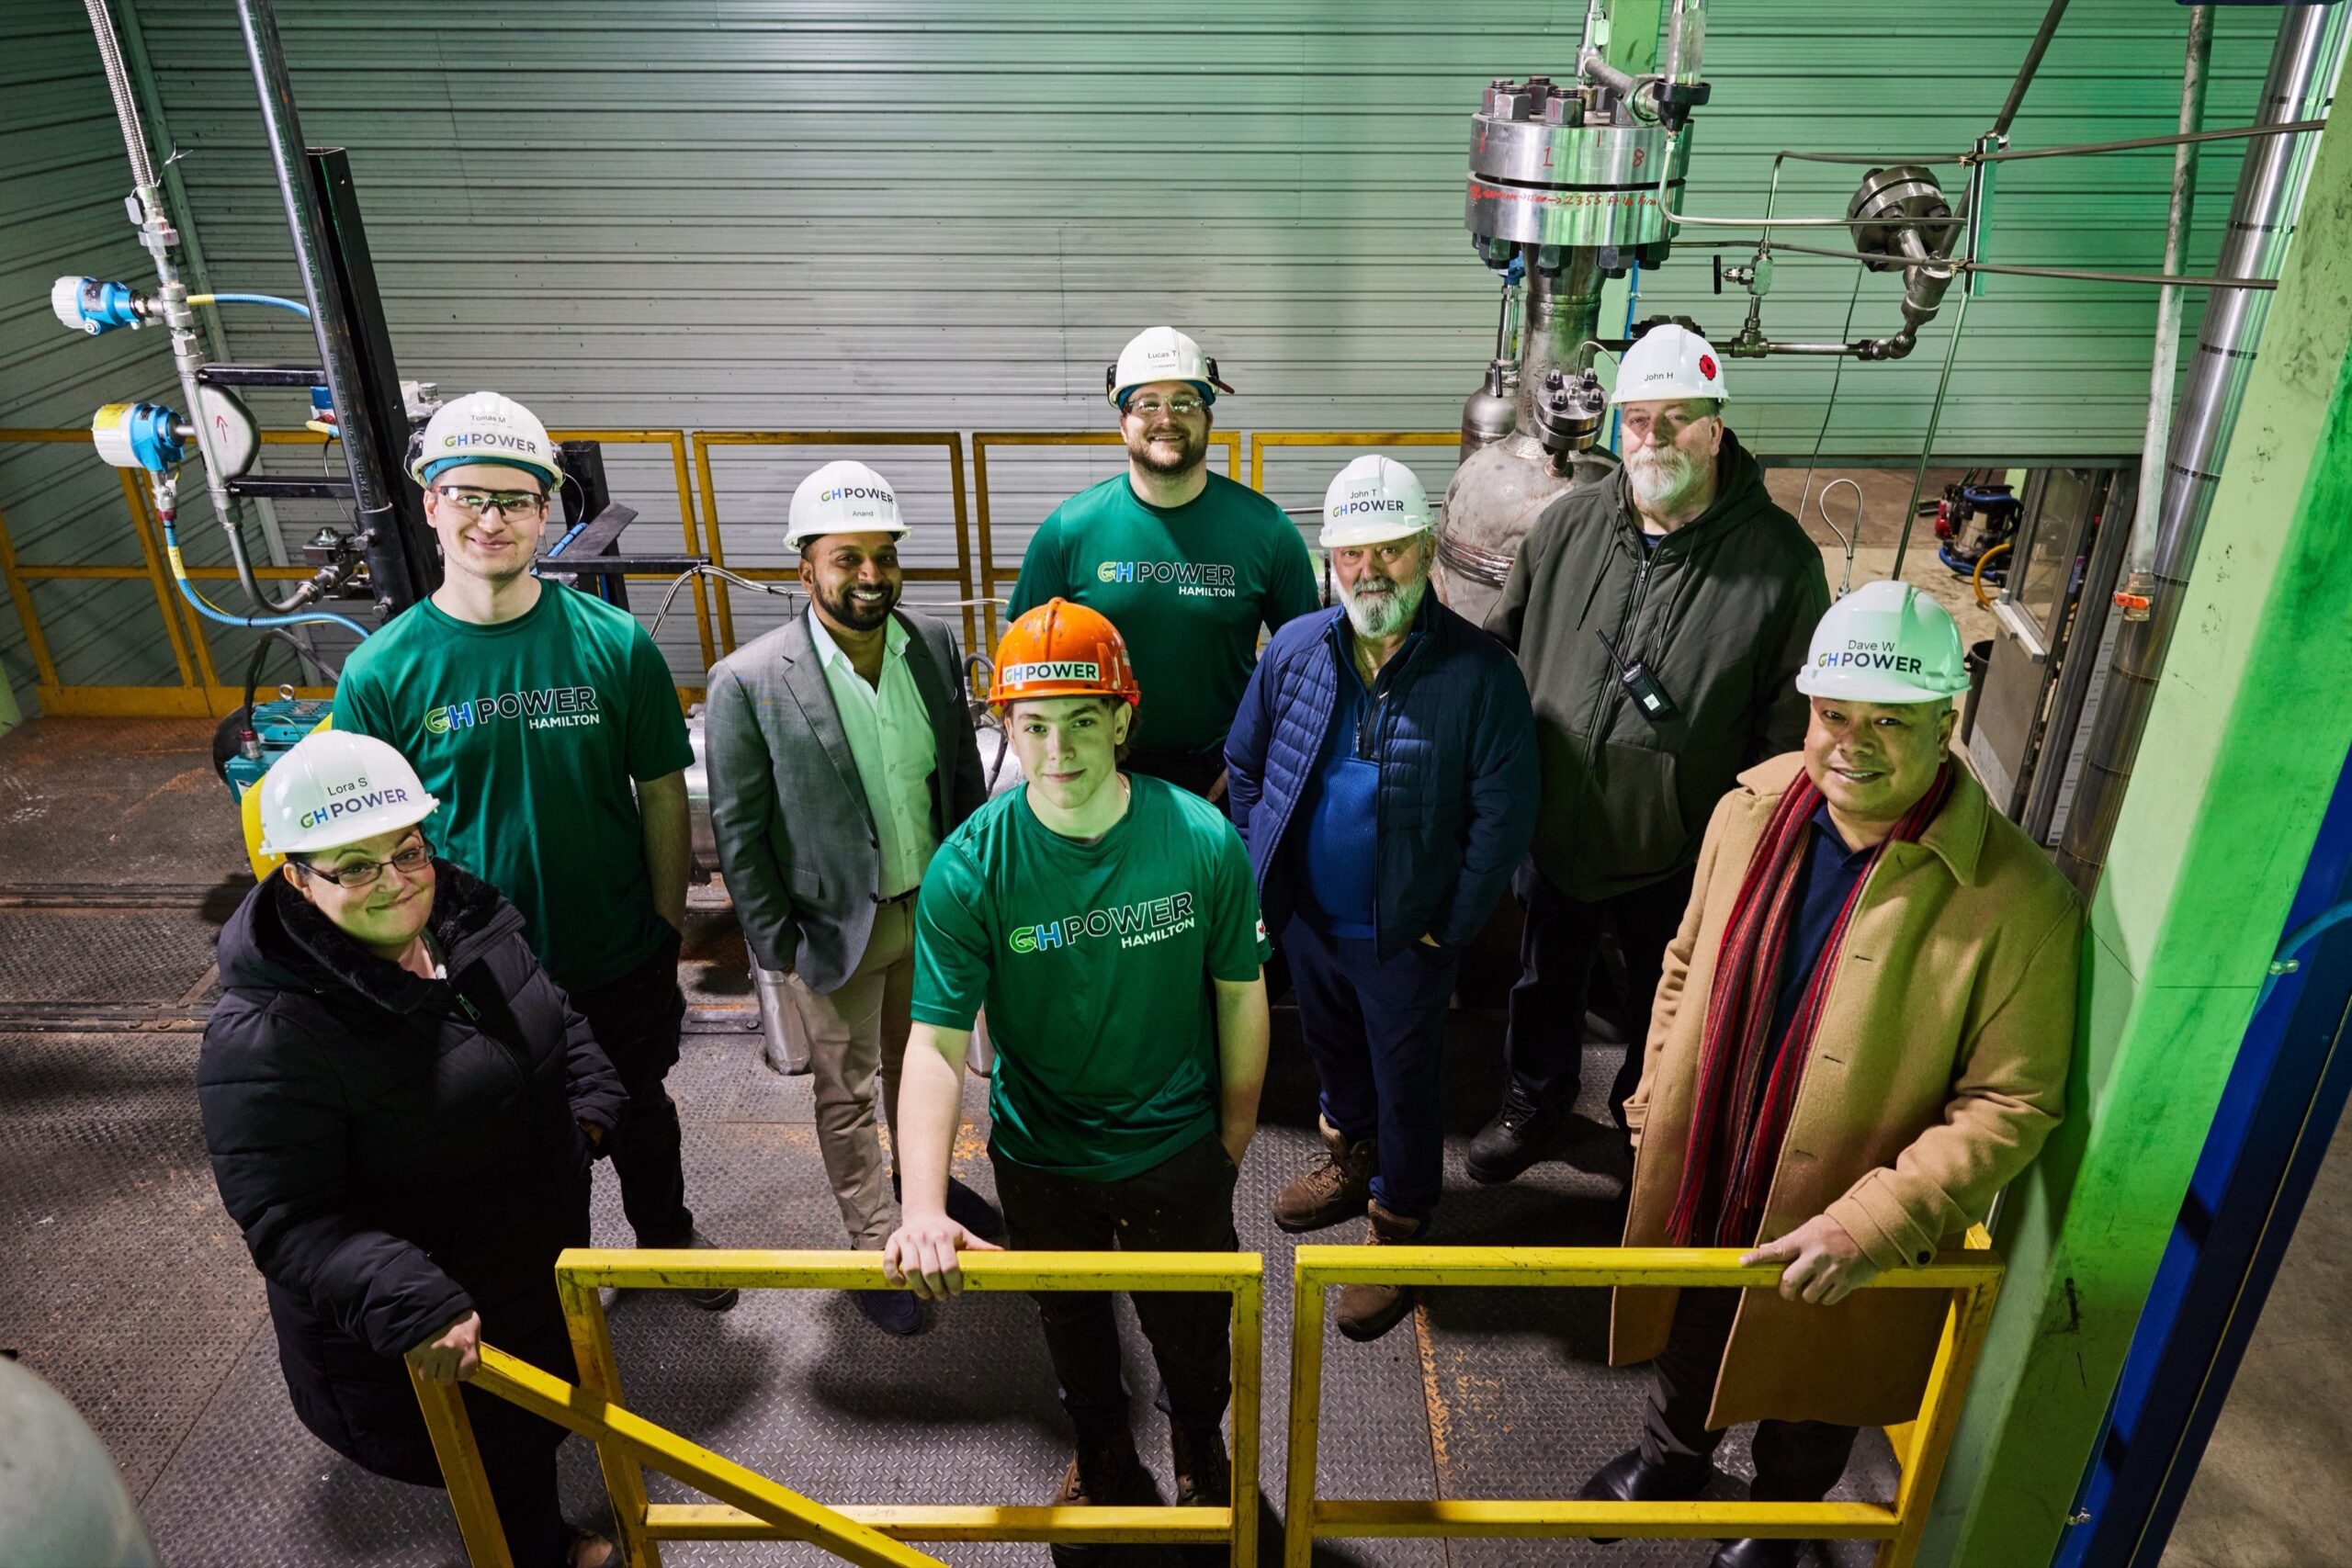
[
  {"xmin": 2057, "ymin": 3, "xmax": 2350, "ymax": 892},
  {"xmin": 232, "ymin": 0, "xmax": 412, "ymax": 611}
]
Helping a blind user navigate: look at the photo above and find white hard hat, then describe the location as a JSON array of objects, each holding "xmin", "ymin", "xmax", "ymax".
[
  {"xmin": 408, "ymin": 390, "xmax": 561, "ymax": 490},
  {"xmin": 1106, "ymin": 326, "xmax": 1235, "ymax": 409},
  {"xmin": 786, "ymin": 460, "xmax": 907, "ymax": 548},
  {"xmin": 1610, "ymin": 323, "xmax": 1729, "ymax": 406},
  {"xmin": 1795, "ymin": 580, "xmax": 1970, "ymax": 704},
  {"xmin": 1320, "ymin": 455, "xmax": 1432, "ymax": 547},
  {"xmin": 257, "ymin": 730, "xmax": 439, "ymax": 858}
]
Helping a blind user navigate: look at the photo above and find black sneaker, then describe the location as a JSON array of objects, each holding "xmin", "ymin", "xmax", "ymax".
[
  {"xmin": 852, "ymin": 1288, "xmax": 922, "ymax": 1337},
  {"xmin": 1466, "ymin": 1079, "xmax": 1567, "ymax": 1184},
  {"xmin": 666, "ymin": 1228, "xmax": 740, "ymax": 1313}
]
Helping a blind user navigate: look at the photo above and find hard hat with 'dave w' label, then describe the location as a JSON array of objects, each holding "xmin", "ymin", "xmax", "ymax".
[{"xmin": 1795, "ymin": 579, "xmax": 1970, "ymax": 705}]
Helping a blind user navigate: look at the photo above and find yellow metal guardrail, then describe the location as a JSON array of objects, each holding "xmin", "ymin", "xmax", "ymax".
[
  {"xmin": 1283, "ymin": 1245, "xmax": 2004, "ymax": 1568},
  {"xmin": 689, "ymin": 431, "xmax": 981, "ymax": 658},
  {"xmin": 1246, "ymin": 430, "xmax": 1456, "ymax": 495},
  {"xmin": 408, "ymin": 1247, "xmax": 1263, "ymax": 1568},
  {"xmin": 970, "ymin": 429, "xmax": 1241, "ymax": 612}
]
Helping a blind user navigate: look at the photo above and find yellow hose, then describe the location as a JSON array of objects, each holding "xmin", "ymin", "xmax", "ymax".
[{"xmin": 1972, "ymin": 540, "xmax": 2013, "ymax": 608}]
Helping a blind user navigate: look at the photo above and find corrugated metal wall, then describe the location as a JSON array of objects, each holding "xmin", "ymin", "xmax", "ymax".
[{"xmin": 4, "ymin": 0, "xmax": 2286, "ymax": 695}]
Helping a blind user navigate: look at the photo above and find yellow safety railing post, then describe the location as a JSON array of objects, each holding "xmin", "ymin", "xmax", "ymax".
[
  {"xmin": 0, "ymin": 497, "xmax": 63, "ymax": 693},
  {"xmin": 1229, "ymin": 1265, "xmax": 1261, "ymax": 1568},
  {"xmin": 969, "ymin": 430, "xmax": 1240, "ymax": 604},
  {"xmin": 403, "ymin": 1356, "xmax": 519, "ymax": 1568},
  {"xmin": 556, "ymin": 1267, "xmax": 663, "ymax": 1568},
  {"xmin": 1285, "ymin": 1246, "xmax": 2004, "ymax": 1562}
]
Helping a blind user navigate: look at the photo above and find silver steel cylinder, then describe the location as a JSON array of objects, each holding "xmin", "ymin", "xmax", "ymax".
[{"xmin": 1466, "ymin": 91, "xmax": 1689, "ymax": 251}]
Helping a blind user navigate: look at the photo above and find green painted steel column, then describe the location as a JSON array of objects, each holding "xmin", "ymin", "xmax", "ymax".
[{"xmin": 1919, "ymin": 107, "xmax": 2352, "ymax": 1566}]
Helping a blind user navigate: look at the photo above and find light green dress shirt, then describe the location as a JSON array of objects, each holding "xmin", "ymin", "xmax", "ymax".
[{"xmin": 808, "ymin": 609, "xmax": 941, "ymax": 897}]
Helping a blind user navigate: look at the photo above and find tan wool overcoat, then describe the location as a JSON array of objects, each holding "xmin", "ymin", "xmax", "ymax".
[{"xmin": 1613, "ymin": 752, "xmax": 2082, "ymax": 1430}]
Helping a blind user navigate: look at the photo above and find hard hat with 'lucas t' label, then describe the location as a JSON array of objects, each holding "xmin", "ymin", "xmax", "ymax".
[
  {"xmin": 1106, "ymin": 327, "xmax": 1235, "ymax": 410},
  {"xmin": 257, "ymin": 730, "xmax": 439, "ymax": 859},
  {"xmin": 1795, "ymin": 579, "xmax": 1970, "ymax": 705}
]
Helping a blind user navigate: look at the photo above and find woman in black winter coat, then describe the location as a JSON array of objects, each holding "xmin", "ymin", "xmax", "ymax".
[{"xmin": 199, "ymin": 733, "xmax": 628, "ymax": 1568}]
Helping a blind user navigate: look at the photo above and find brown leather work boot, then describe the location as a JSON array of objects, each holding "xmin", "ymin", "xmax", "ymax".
[
  {"xmin": 1170, "ymin": 1419, "xmax": 1231, "ymax": 1507},
  {"xmin": 1335, "ymin": 1201, "xmax": 1423, "ymax": 1343},
  {"xmin": 1047, "ymin": 1421, "xmax": 1155, "ymax": 1568},
  {"xmin": 1272, "ymin": 1116, "xmax": 1377, "ymax": 1233}
]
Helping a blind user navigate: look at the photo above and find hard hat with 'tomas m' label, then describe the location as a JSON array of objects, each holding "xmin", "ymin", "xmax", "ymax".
[
  {"xmin": 786, "ymin": 459, "xmax": 907, "ymax": 548},
  {"xmin": 1320, "ymin": 455, "xmax": 1433, "ymax": 548},
  {"xmin": 407, "ymin": 390, "xmax": 562, "ymax": 490},
  {"xmin": 1609, "ymin": 323, "xmax": 1729, "ymax": 406},
  {"xmin": 257, "ymin": 730, "xmax": 439, "ymax": 859},
  {"xmin": 1106, "ymin": 326, "xmax": 1235, "ymax": 409},
  {"xmin": 1795, "ymin": 579, "xmax": 1971, "ymax": 705},
  {"xmin": 989, "ymin": 598, "xmax": 1141, "ymax": 708}
]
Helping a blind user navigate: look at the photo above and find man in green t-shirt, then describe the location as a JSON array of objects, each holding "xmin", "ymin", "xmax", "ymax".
[
  {"xmin": 1009, "ymin": 326, "xmax": 1318, "ymax": 798},
  {"xmin": 334, "ymin": 391, "xmax": 732, "ymax": 1311},
  {"xmin": 885, "ymin": 599, "xmax": 1271, "ymax": 1546}
]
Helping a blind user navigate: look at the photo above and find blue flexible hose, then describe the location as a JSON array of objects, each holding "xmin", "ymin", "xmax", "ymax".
[
  {"xmin": 2254, "ymin": 899, "xmax": 2352, "ymax": 1014},
  {"xmin": 199, "ymin": 292, "xmax": 311, "ymax": 319},
  {"xmin": 161, "ymin": 521, "xmax": 370, "ymax": 640}
]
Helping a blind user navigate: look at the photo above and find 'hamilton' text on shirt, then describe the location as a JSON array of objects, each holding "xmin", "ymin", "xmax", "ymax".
[
  {"xmin": 1009, "ymin": 891, "xmax": 1199, "ymax": 954},
  {"xmin": 424, "ymin": 685, "xmax": 603, "ymax": 735}
]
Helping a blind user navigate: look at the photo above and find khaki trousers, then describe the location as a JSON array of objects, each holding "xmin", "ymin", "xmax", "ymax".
[{"xmin": 782, "ymin": 897, "xmax": 914, "ymax": 1249}]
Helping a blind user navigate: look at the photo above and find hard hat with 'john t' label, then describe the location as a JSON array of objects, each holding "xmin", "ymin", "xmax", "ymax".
[
  {"xmin": 1795, "ymin": 579, "xmax": 1970, "ymax": 705},
  {"xmin": 257, "ymin": 730, "xmax": 439, "ymax": 858},
  {"xmin": 1319, "ymin": 455, "xmax": 1432, "ymax": 548}
]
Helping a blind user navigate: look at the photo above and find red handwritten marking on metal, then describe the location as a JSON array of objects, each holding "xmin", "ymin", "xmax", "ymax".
[{"xmin": 1467, "ymin": 181, "xmax": 1658, "ymax": 210}]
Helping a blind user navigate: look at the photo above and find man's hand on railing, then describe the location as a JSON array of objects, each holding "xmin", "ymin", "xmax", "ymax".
[
  {"xmin": 883, "ymin": 1214, "xmax": 1002, "ymax": 1301},
  {"xmin": 409, "ymin": 1312, "xmax": 483, "ymax": 1382},
  {"xmin": 1741, "ymin": 1213, "xmax": 1879, "ymax": 1305}
]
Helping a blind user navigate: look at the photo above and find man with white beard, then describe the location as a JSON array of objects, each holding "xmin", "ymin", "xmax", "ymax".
[
  {"xmin": 1226, "ymin": 457, "xmax": 1537, "ymax": 1341},
  {"xmin": 1476, "ymin": 327, "xmax": 1829, "ymax": 1184}
]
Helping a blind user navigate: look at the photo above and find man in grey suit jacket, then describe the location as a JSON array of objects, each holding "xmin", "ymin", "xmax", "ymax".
[{"xmin": 705, "ymin": 461, "xmax": 998, "ymax": 1335}]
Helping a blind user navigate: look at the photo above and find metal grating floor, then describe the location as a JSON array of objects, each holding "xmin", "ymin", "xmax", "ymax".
[{"xmin": 0, "ymin": 720, "xmax": 1894, "ymax": 1568}]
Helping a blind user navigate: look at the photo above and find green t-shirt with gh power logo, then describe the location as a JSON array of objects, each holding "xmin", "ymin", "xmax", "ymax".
[
  {"xmin": 1010, "ymin": 471, "xmax": 1318, "ymax": 754},
  {"xmin": 910, "ymin": 774, "xmax": 1271, "ymax": 1179},
  {"xmin": 332, "ymin": 585, "xmax": 695, "ymax": 988}
]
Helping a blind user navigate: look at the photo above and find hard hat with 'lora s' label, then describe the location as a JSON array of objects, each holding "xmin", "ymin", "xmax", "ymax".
[
  {"xmin": 1610, "ymin": 323, "xmax": 1729, "ymax": 406},
  {"xmin": 257, "ymin": 730, "xmax": 439, "ymax": 858},
  {"xmin": 1106, "ymin": 327, "xmax": 1235, "ymax": 410},
  {"xmin": 1795, "ymin": 579, "xmax": 1970, "ymax": 705},
  {"xmin": 407, "ymin": 390, "xmax": 562, "ymax": 490},
  {"xmin": 1320, "ymin": 455, "xmax": 1432, "ymax": 547},
  {"xmin": 989, "ymin": 598, "xmax": 1141, "ymax": 708},
  {"xmin": 786, "ymin": 459, "xmax": 907, "ymax": 548}
]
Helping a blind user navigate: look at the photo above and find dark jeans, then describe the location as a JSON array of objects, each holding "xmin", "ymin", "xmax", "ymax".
[
  {"xmin": 1283, "ymin": 916, "xmax": 1459, "ymax": 1223},
  {"xmin": 1503, "ymin": 862, "xmax": 1696, "ymax": 1122},
  {"xmin": 567, "ymin": 927, "xmax": 693, "ymax": 1247},
  {"xmin": 1127, "ymin": 743, "xmax": 1228, "ymax": 802},
  {"xmin": 1640, "ymin": 1288, "xmax": 1859, "ymax": 1501},
  {"xmin": 989, "ymin": 1134, "xmax": 1239, "ymax": 1435}
]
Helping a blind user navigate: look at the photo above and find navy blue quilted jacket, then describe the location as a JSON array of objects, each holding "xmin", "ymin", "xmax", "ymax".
[{"xmin": 1226, "ymin": 596, "xmax": 1538, "ymax": 959}]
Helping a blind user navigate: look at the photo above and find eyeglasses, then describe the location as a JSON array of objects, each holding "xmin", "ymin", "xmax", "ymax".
[
  {"xmin": 428, "ymin": 485, "xmax": 548, "ymax": 518},
  {"xmin": 297, "ymin": 838, "xmax": 433, "ymax": 890},
  {"xmin": 1124, "ymin": 395, "xmax": 1205, "ymax": 420}
]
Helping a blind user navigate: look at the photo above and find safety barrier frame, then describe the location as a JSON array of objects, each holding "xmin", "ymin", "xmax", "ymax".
[
  {"xmin": 1245, "ymin": 429, "xmax": 1455, "ymax": 495},
  {"xmin": 689, "ymin": 431, "xmax": 980, "ymax": 658},
  {"xmin": 408, "ymin": 1247, "xmax": 1262, "ymax": 1568},
  {"xmin": 1283, "ymin": 1245, "xmax": 2005, "ymax": 1568},
  {"xmin": 970, "ymin": 429, "xmax": 1241, "ymax": 609}
]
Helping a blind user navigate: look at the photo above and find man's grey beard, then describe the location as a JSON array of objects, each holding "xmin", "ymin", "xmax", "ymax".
[
  {"xmin": 1626, "ymin": 445, "xmax": 1702, "ymax": 511},
  {"xmin": 1339, "ymin": 563, "xmax": 1429, "ymax": 639}
]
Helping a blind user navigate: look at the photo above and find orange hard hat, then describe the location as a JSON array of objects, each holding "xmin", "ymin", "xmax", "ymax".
[{"xmin": 988, "ymin": 598, "xmax": 1141, "ymax": 707}]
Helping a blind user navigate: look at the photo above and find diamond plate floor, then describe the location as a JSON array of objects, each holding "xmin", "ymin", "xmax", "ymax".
[{"xmin": 0, "ymin": 717, "xmax": 1898, "ymax": 1568}]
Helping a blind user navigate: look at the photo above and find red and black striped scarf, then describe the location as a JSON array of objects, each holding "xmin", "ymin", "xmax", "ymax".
[{"xmin": 1665, "ymin": 763, "xmax": 1954, "ymax": 1248}]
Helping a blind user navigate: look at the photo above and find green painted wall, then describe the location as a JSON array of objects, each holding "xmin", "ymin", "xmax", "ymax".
[{"xmin": 1923, "ymin": 73, "xmax": 2352, "ymax": 1567}]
